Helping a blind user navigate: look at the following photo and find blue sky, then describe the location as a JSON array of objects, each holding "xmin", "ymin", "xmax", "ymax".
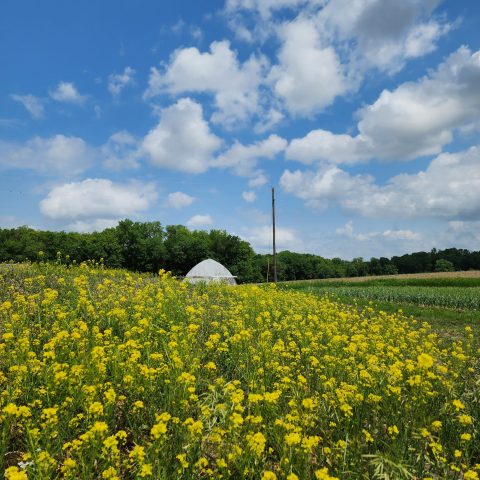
[{"xmin": 1, "ymin": 0, "xmax": 479, "ymax": 259}]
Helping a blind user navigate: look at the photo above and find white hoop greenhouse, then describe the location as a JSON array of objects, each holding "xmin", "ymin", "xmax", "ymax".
[{"xmin": 184, "ymin": 259, "xmax": 237, "ymax": 285}]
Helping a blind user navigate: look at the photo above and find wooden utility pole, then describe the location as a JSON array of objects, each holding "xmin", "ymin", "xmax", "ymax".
[{"xmin": 272, "ymin": 187, "xmax": 277, "ymax": 283}]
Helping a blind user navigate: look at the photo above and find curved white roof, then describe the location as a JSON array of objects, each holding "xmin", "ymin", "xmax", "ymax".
[{"xmin": 184, "ymin": 258, "xmax": 236, "ymax": 285}]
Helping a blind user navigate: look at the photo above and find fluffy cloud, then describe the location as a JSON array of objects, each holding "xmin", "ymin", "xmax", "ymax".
[
  {"xmin": 144, "ymin": 41, "xmax": 267, "ymax": 126},
  {"xmin": 242, "ymin": 190, "xmax": 257, "ymax": 202},
  {"xmin": 224, "ymin": 0, "xmax": 316, "ymax": 42},
  {"xmin": 287, "ymin": 129, "xmax": 370, "ymax": 165},
  {"xmin": 226, "ymin": 0, "xmax": 450, "ymax": 117},
  {"xmin": 317, "ymin": 0, "xmax": 450, "ymax": 73},
  {"xmin": 186, "ymin": 214, "xmax": 213, "ymax": 228},
  {"xmin": 242, "ymin": 225, "xmax": 303, "ymax": 252},
  {"xmin": 225, "ymin": 0, "xmax": 309, "ymax": 20},
  {"xmin": 67, "ymin": 219, "xmax": 120, "ymax": 233},
  {"xmin": 248, "ymin": 173, "xmax": 268, "ymax": 187},
  {"xmin": 40, "ymin": 179, "xmax": 157, "ymax": 225},
  {"xmin": 49, "ymin": 82, "xmax": 86, "ymax": 104},
  {"xmin": 445, "ymin": 220, "xmax": 480, "ymax": 245},
  {"xmin": 281, "ymin": 146, "xmax": 480, "ymax": 219},
  {"xmin": 11, "ymin": 94, "xmax": 44, "ymax": 118},
  {"xmin": 404, "ymin": 20, "xmax": 450, "ymax": 59},
  {"xmin": 336, "ymin": 221, "xmax": 422, "ymax": 242},
  {"xmin": 142, "ymin": 98, "xmax": 222, "ymax": 173},
  {"xmin": 280, "ymin": 165, "xmax": 368, "ymax": 210},
  {"xmin": 108, "ymin": 67, "xmax": 135, "ymax": 97},
  {"xmin": 287, "ymin": 47, "xmax": 480, "ymax": 163},
  {"xmin": 101, "ymin": 131, "xmax": 140, "ymax": 170},
  {"xmin": 355, "ymin": 47, "xmax": 480, "ymax": 160},
  {"xmin": 228, "ymin": 0, "xmax": 449, "ymax": 71},
  {"xmin": 215, "ymin": 134, "xmax": 286, "ymax": 177},
  {"xmin": 254, "ymin": 108, "xmax": 284, "ymax": 133},
  {"xmin": 269, "ymin": 18, "xmax": 348, "ymax": 116},
  {"xmin": 167, "ymin": 191, "xmax": 195, "ymax": 209},
  {"xmin": 322, "ymin": 220, "xmax": 432, "ymax": 259},
  {"xmin": 0, "ymin": 135, "xmax": 92, "ymax": 175}
]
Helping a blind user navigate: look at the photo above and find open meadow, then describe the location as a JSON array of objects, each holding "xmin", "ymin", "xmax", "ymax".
[{"xmin": 1, "ymin": 264, "xmax": 479, "ymax": 479}]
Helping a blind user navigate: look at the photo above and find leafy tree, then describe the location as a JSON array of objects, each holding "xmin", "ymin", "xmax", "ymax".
[
  {"xmin": 115, "ymin": 220, "xmax": 165, "ymax": 272},
  {"xmin": 1, "ymin": 222, "xmax": 479, "ymax": 282},
  {"xmin": 163, "ymin": 226, "xmax": 210, "ymax": 276},
  {"xmin": 434, "ymin": 258, "xmax": 455, "ymax": 272}
]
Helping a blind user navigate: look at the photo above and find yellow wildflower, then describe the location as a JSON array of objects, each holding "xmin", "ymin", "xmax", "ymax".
[
  {"xmin": 5, "ymin": 467, "xmax": 28, "ymax": 480},
  {"xmin": 458, "ymin": 415, "xmax": 473, "ymax": 425},
  {"xmin": 139, "ymin": 464, "xmax": 153, "ymax": 477},
  {"xmin": 262, "ymin": 471, "xmax": 277, "ymax": 480}
]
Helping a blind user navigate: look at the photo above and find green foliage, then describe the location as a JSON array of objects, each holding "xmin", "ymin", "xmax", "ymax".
[
  {"xmin": 0, "ymin": 222, "xmax": 261, "ymax": 283},
  {"xmin": 435, "ymin": 258, "xmax": 455, "ymax": 272},
  {"xmin": 1, "ymin": 223, "xmax": 479, "ymax": 283},
  {"xmin": 284, "ymin": 277, "xmax": 480, "ymax": 288},
  {"xmin": 285, "ymin": 283, "xmax": 480, "ymax": 310}
]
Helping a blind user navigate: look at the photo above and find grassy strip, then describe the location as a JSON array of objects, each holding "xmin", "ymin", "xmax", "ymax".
[
  {"xmin": 281, "ymin": 278, "xmax": 480, "ymax": 339},
  {"xmin": 328, "ymin": 295, "xmax": 480, "ymax": 340},
  {"xmin": 281, "ymin": 284, "xmax": 480, "ymax": 310},
  {"xmin": 282, "ymin": 277, "xmax": 480, "ymax": 288}
]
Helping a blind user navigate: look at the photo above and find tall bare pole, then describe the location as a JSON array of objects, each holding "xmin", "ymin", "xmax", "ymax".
[{"xmin": 272, "ymin": 186, "xmax": 277, "ymax": 283}]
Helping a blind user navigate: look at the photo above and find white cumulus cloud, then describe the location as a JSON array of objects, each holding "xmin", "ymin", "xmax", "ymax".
[
  {"xmin": 242, "ymin": 225, "xmax": 303, "ymax": 252},
  {"xmin": 0, "ymin": 135, "xmax": 92, "ymax": 175},
  {"xmin": 287, "ymin": 129, "xmax": 370, "ymax": 165},
  {"xmin": 286, "ymin": 47, "xmax": 480, "ymax": 164},
  {"xmin": 167, "ymin": 191, "xmax": 195, "ymax": 209},
  {"xmin": 225, "ymin": 0, "xmax": 309, "ymax": 20},
  {"xmin": 281, "ymin": 146, "xmax": 480, "ymax": 220},
  {"xmin": 317, "ymin": 0, "xmax": 450, "ymax": 73},
  {"xmin": 186, "ymin": 214, "xmax": 213, "ymax": 228},
  {"xmin": 248, "ymin": 173, "xmax": 269, "ymax": 188},
  {"xmin": 67, "ymin": 219, "xmax": 120, "ymax": 233},
  {"xmin": 269, "ymin": 17, "xmax": 348, "ymax": 116},
  {"xmin": 144, "ymin": 40, "xmax": 268, "ymax": 126},
  {"xmin": 225, "ymin": 0, "xmax": 450, "ymax": 115},
  {"xmin": 215, "ymin": 134, "xmax": 286, "ymax": 178},
  {"xmin": 40, "ymin": 179, "xmax": 157, "ymax": 224},
  {"xmin": 336, "ymin": 221, "xmax": 422, "ymax": 242},
  {"xmin": 49, "ymin": 81, "xmax": 86, "ymax": 104},
  {"xmin": 101, "ymin": 131, "xmax": 140, "ymax": 170},
  {"xmin": 142, "ymin": 98, "xmax": 222, "ymax": 174}
]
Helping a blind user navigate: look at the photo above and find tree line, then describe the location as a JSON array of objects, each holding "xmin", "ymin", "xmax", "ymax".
[{"xmin": 1, "ymin": 220, "xmax": 479, "ymax": 282}]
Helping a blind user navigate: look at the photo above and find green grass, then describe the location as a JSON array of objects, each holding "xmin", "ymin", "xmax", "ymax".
[
  {"xmin": 281, "ymin": 277, "xmax": 480, "ymax": 340},
  {"xmin": 283, "ymin": 284, "xmax": 480, "ymax": 309},
  {"xmin": 337, "ymin": 296, "xmax": 479, "ymax": 340},
  {"xmin": 283, "ymin": 277, "xmax": 480, "ymax": 288}
]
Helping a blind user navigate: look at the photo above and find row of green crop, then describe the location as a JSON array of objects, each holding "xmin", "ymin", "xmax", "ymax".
[
  {"xmin": 286, "ymin": 285, "xmax": 480, "ymax": 310},
  {"xmin": 283, "ymin": 277, "xmax": 480, "ymax": 288}
]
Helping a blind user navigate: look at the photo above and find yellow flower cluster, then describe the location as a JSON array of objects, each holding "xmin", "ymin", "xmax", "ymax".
[{"xmin": 0, "ymin": 263, "xmax": 478, "ymax": 478}]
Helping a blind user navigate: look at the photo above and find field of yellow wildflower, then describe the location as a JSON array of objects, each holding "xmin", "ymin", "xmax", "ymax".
[{"xmin": 1, "ymin": 263, "xmax": 479, "ymax": 479}]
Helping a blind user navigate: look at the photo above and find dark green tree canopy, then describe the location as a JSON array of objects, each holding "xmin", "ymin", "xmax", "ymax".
[{"xmin": 0, "ymin": 221, "xmax": 478, "ymax": 282}]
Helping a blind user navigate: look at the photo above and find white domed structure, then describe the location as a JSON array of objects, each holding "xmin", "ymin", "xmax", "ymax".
[{"xmin": 184, "ymin": 259, "xmax": 237, "ymax": 285}]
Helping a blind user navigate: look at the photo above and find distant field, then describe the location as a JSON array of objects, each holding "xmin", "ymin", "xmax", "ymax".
[
  {"xmin": 284, "ymin": 269, "xmax": 480, "ymax": 283},
  {"xmin": 281, "ymin": 271, "xmax": 480, "ymax": 338},
  {"xmin": 283, "ymin": 283, "xmax": 480, "ymax": 309}
]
